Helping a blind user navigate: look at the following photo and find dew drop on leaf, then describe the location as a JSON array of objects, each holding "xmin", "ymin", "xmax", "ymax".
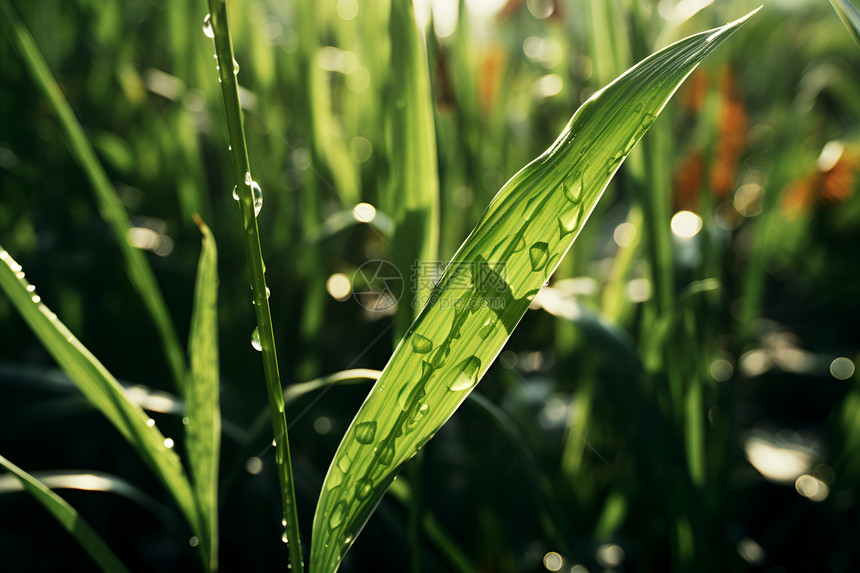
[
  {"xmin": 354, "ymin": 421, "xmax": 377, "ymax": 444},
  {"xmin": 202, "ymin": 14, "xmax": 214, "ymax": 38},
  {"xmin": 642, "ymin": 112, "xmax": 656, "ymax": 129},
  {"xmin": 251, "ymin": 327, "xmax": 262, "ymax": 351},
  {"xmin": 529, "ymin": 242, "xmax": 549, "ymax": 272},
  {"xmin": 410, "ymin": 333, "xmax": 433, "ymax": 354},
  {"xmin": 337, "ymin": 453, "xmax": 352, "ymax": 473},
  {"xmin": 478, "ymin": 316, "xmax": 497, "ymax": 339},
  {"xmin": 397, "ymin": 384, "xmax": 413, "ymax": 411},
  {"xmin": 513, "ymin": 235, "xmax": 526, "ymax": 252},
  {"xmin": 563, "ymin": 173, "xmax": 584, "ymax": 204},
  {"xmin": 329, "ymin": 501, "xmax": 346, "ymax": 529},
  {"xmin": 523, "ymin": 194, "xmax": 542, "ymax": 221},
  {"xmin": 448, "ymin": 356, "xmax": 481, "ymax": 391},
  {"xmin": 232, "ymin": 186, "xmax": 239, "ymax": 201},
  {"xmin": 378, "ymin": 444, "xmax": 395, "ymax": 466},
  {"xmin": 558, "ymin": 205, "xmax": 582, "ymax": 238},
  {"xmin": 251, "ymin": 181, "xmax": 263, "ymax": 216},
  {"xmin": 233, "ymin": 58, "xmax": 240, "ymax": 75},
  {"xmin": 355, "ymin": 478, "xmax": 373, "ymax": 501}
]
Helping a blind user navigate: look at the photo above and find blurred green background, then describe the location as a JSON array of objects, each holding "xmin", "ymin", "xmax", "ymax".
[{"xmin": 1, "ymin": 0, "xmax": 859, "ymax": 571}]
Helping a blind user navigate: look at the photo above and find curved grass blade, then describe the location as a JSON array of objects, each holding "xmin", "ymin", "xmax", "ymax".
[
  {"xmin": 185, "ymin": 216, "xmax": 221, "ymax": 571},
  {"xmin": 0, "ymin": 469, "xmax": 175, "ymax": 525},
  {"xmin": 0, "ymin": 455, "xmax": 130, "ymax": 573},
  {"xmin": 830, "ymin": 0, "xmax": 860, "ymax": 47},
  {"xmin": 310, "ymin": 10, "xmax": 759, "ymax": 571},
  {"xmin": 0, "ymin": 0, "xmax": 187, "ymax": 390},
  {"xmin": 0, "ymin": 248, "xmax": 204, "ymax": 568}
]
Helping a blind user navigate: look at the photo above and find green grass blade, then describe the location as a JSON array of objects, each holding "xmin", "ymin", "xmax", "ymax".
[
  {"xmin": 0, "ymin": 247, "xmax": 203, "ymax": 563},
  {"xmin": 203, "ymin": 1, "xmax": 303, "ymax": 569},
  {"xmin": 0, "ymin": 469, "xmax": 175, "ymax": 525},
  {"xmin": 185, "ymin": 216, "xmax": 221, "ymax": 571},
  {"xmin": 310, "ymin": 10, "xmax": 758, "ymax": 571},
  {"xmin": 0, "ymin": 0, "xmax": 187, "ymax": 390},
  {"xmin": 830, "ymin": 0, "xmax": 860, "ymax": 47},
  {"xmin": 0, "ymin": 454, "xmax": 131, "ymax": 573}
]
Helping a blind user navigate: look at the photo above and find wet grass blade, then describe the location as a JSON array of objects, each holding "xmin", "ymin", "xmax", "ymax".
[
  {"xmin": 203, "ymin": 1, "xmax": 303, "ymax": 568},
  {"xmin": 185, "ymin": 216, "xmax": 220, "ymax": 571},
  {"xmin": 0, "ymin": 454, "xmax": 130, "ymax": 573},
  {"xmin": 0, "ymin": 247, "xmax": 204, "ymax": 568},
  {"xmin": 0, "ymin": 0, "xmax": 187, "ymax": 390},
  {"xmin": 830, "ymin": 0, "xmax": 860, "ymax": 47},
  {"xmin": 310, "ymin": 10, "xmax": 758, "ymax": 571}
]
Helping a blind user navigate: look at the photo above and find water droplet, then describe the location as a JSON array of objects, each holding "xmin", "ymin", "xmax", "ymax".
[
  {"xmin": 337, "ymin": 453, "xmax": 352, "ymax": 473},
  {"xmin": 607, "ymin": 153, "xmax": 624, "ymax": 175},
  {"xmin": 478, "ymin": 316, "xmax": 497, "ymax": 339},
  {"xmin": 406, "ymin": 402, "xmax": 429, "ymax": 431},
  {"xmin": 513, "ymin": 235, "xmax": 526, "ymax": 252},
  {"xmin": 251, "ymin": 181, "xmax": 263, "ymax": 216},
  {"xmin": 329, "ymin": 501, "xmax": 346, "ymax": 529},
  {"xmin": 327, "ymin": 470, "xmax": 343, "ymax": 489},
  {"xmin": 281, "ymin": 518, "xmax": 287, "ymax": 527},
  {"xmin": 410, "ymin": 333, "xmax": 433, "ymax": 354},
  {"xmin": 558, "ymin": 205, "xmax": 582, "ymax": 238},
  {"xmin": 563, "ymin": 172, "xmax": 584, "ymax": 204},
  {"xmin": 189, "ymin": 536, "xmax": 199, "ymax": 547},
  {"xmin": 203, "ymin": 14, "xmax": 214, "ymax": 38},
  {"xmin": 529, "ymin": 242, "xmax": 549, "ymax": 272},
  {"xmin": 164, "ymin": 438, "xmax": 175, "ymax": 448},
  {"xmin": 282, "ymin": 532, "xmax": 289, "ymax": 543},
  {"xmin": 232, "ymin": 186, "xmax": 239, "ymax": 201},
  {"xmin": 182, "ymin": 416, "xmax": 189, "ymax": 425},
  {"xmin": 378, "ymin": 444, "xmax": 394, "ymax": 466},
  {"xmin": 642, "ymin": 112, "xmax": 656, "ymax": 129},
  {"xmin": 633, "ymin": 102, "xmax": 643, "ymax": 112},
  {"xmin": 31, "ymin": 295, "xmax": 41, "ymax": 304},
  {"xmin": 146, "ymin": 418, "xmax": 155, "ymax": 427},
  {"xmin": 448, "ymin": 356, "xmax": 481, "ymax": 391},
  {"xmin": 25, "ymin": 284, "xmax": 35, "ymax": 292},
  {"xmin": 233, "ymin": 58, "xmax": 240, "ymax": 75},
  {"xmin": 354, "ymin": 421, "xmax": 377, "ymax": 444},
  {"xmin": 397, "ymin": 384, "xmax": 413, "ymax": 411},
  {"xmin": 272, "ymin": 439, "xmax": 277, "ymax": 447},
  {"xmin": 355, "ymin": 477, "xmax": 373, "ymax": 501},
  {"xmin": 251, "ymin": 327, "xmax": 262, "ymax": 351},
  {"xmin": 523, "ymin": 194, "xmax": 542, "ymax": 221}
]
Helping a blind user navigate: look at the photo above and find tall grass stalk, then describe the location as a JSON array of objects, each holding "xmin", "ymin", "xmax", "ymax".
[{"xmin": 203, "ymin": 1, "xmax": 302, "ymax": 570}]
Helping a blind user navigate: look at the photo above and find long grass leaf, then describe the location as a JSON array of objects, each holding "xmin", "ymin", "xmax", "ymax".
[
  {"xmin": 310, "ymin": 10, "xmax": 758, "ymax": 571},
  {"xmin": 185, "ymin": 216, "xmax": 221, "ymax": 570},
  {"xmin": 830, "ymin": 0, "xmax": 860, "ymax": 47},
  {"xmin": 0, "ymin": 0, "xmax": 187, "ymax": 389},
  {"xmin": 0, "ymin": 247, "xmax": 203, "ymax": 563},
  {"xmin": 203, "ymin": 1, "xmax": 303, "ymax": 569},
  {"xmin": 0, "ymin": 454, "xmax": 130, "ymax": 573}
]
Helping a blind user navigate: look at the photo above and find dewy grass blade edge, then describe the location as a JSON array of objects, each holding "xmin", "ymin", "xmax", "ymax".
[
  {"xmin": 203, "ymin": 1, "xmax": 303, "ymax": 570},
  {"xmin": 310, "ymin": 9, "xmax": 760, "ymax": 572}
]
